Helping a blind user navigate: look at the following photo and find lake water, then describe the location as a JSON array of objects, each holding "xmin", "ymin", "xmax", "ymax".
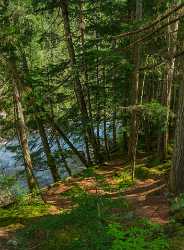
[
  {"xmin": 0, "ymin": 122, "xmax": 120, "ymax": 193},
  {"xmin": 0, "ymin": 135, "xmax": 87, "ymax": 192}
]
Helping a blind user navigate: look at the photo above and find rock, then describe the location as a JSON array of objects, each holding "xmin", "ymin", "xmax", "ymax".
[
  {"xmin": 0, "ymin": 189, "xmax": 15, "ymax": 208},
  {"xmin": 7, "ymin": 239, "xmax": 18, "ymax": 247}
]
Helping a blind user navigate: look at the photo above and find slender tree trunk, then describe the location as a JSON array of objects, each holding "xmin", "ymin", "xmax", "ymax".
[
  {"xmin": 78, "ymin": 0, "xmax": 93, "ymax": 164},
  {"xmin": 60, "ymin": 0, "xmax": 101, "ymax": 163},
  {"xmin": 112, "ymin": 109, "xmax": 117, "ymax": 149},
  {"xmin": 36, "ymin": 117, "xmax": 61, "ymax": 182},
  {"xmin": 54, "ymin": 133, "xmax": 72, "ymax": 176},
  {"xmin": 52, "ymin": 120, "xmax": 89, "ymax": 167},
  {"xmin": 103, "ymin": 116, "xmax": 110, "ymax": 160},
  {"xmin": 169, "ymin": 66, "xmax": 184, "ymax": 194},
  {"xmin": 128, "ymin": 0, "xmax": 142, "ymax": 180},
  {"xmin": 158, "ymin": 4, "xmax": 179, "ymax": 161},
  {"xmin": 84, "ymin": 134, "xmax": 92, "ymax": 165},
  {"xmin": 78, "ymin": 0, "xmax": 93, "ymax": 121},
  {"xmin": 111, "ymin": 41, "xmax": 117, "ymax": 149},
  {"xmin": 103, "ymin": 68, "xmax": 110, "ymax": 160},
  {"xmin": 95, "ymin": 40, "xmax": 101, "ymax": 149},
  {"xmin": 9, "ymin": 59, "xmax": 39, "ymax": 193}
]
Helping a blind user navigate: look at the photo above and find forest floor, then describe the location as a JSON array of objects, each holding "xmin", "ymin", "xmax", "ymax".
[
  {"xmin": 44, "ymin": 160, "xmax": 169, "ymax": 224},
  {"xmin": 0, "ymin": 158, "xmax": 182, "ymax": 250}
]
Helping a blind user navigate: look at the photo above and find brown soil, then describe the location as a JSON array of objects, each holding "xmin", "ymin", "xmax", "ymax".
[
  {"xmin": 44, "ymin": 162, "xmax": 170, "ymax": 224},
  {"xmin": 124, "ymin": 178, "xmax": 169, "ymax": 224}
]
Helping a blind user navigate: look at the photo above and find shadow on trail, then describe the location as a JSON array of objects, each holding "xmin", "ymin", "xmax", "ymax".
[{"xmin": 1, "ymin": 190, "xmax": 129, "ymax": 250}]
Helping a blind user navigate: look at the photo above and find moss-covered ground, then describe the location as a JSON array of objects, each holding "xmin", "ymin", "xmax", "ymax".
[{"xmin": 0, "ymin": 159, "xmax": 183, "ymax": 250}]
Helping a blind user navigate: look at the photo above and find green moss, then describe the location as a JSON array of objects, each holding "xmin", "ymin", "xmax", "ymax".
[
  {"xmin": 113, "ymin": 171, "xmax": 134, "ymax": 189},
  {"xmin": 135, "ymin": 166, "xmax": 160, "ymax": 180},
  {"xmin": 154, "ymin": 161, "xmax": 171, "ymax": 173},
  {"xmin": 0, "ymin": 196, "xmax": 50, "ymax": 227},
  {"xmin": 135, "ymin": 161, "xmax": 171, "ymax": 180}
]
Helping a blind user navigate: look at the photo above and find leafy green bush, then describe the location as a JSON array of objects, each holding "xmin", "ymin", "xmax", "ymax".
[
  {"xmin": 142, "ymin": 101, "xmax": 168, "ymax": 130},
  {"xmin": 108, "ymin": 221, "xmax": 169, "ymax": 250}
]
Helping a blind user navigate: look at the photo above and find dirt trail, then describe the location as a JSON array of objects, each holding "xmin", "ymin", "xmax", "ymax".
[
  {"xmin": 124, "ymin": 178, "xmax": 169, "ymax": 224},
  {"xmin": 45, "ymin": 163, "xmax": 170, "ymax": 224}
]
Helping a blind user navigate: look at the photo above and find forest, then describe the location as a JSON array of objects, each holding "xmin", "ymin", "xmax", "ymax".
[{"xmin": 0, "ymin": 0, "xmax": 184, "ymax": 249}]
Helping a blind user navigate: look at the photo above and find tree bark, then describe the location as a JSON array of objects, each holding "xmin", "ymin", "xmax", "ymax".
[
  {"xmin": 9, "ymin": 59, "xmax": 39, "ymax": 193},
  {"xmin": 36, "ymin": 116, "xmax": 61, "ymax": 182},
  {"xmin": 169, "ymin": 64, "xmax": 184, "ymax": 194},
  {"xmin": 52, "ymin": 120, "xmax": 89, "ymax": 167},
  {"xmin": 158, "ymin": 6, "xmax": 179, "ymax": 161},
  {"xmin": 78, "ymin": 0, "xmax": 93, "ymax": 164},
  {"xmin": 112, "ymin": 41, "xmax": 117, "ymax": 149},
  {"xmin": 128, "ymin": 0, "xmax": 142, "ymax": 180},
  {"xmin": 54, "ymin": 132, "xmax": 72, "ymax": 176},
  {"xmin": 60, "ymin": 0, "xmax": 102, "ymax": 163}
]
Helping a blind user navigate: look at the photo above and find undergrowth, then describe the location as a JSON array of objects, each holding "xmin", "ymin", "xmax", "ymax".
[
  {"xmin": 0, "ymin": 195, "xmax": 50, "ymax": 227},
  {"xmin": 14, "ymin": 189, "xmax": 168, "ymax": 250},
  {"xmin": 108, "ymin": 221, "xmax": 169, "ymax": 250},
  {"xmin": 0, "ymin": 163, "xmax": 171, "ymax": 250}
]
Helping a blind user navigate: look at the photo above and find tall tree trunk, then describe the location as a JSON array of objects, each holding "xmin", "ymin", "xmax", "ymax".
[
  {"xmin": 78, "ymin": 0, "xmax": 93, "ymax": 121},
  {"xmin": 36, "ymin": 116, "xmax": 61, "ymax": 182},
  {"xmin": 95, "ymin": 37, "xmax": 101, "ymax": 149},
  {"xmin": 111, "ymin": 40, "xmax": 117, "ymax": 149},
  {"xmin": 78, "ymin": 0, "xmax": 93, "ymax": 164},
  {"xmin": 103, "ymin": 115, "xmax": 110, "ymax": 160},
  {"xmin": 128, "ymin": 0, "xmax": 142, "ymax": 180},
  {"xmin": 60, "ymin": 0, "xmax": 101, "ymax": 163},
  {"xmin": 103, "ymin": 68, "xmax": 110, "ymax": 160},
  {"xmin": 169, "ymin": 65, "xmax": 184, "ymax": 194},
  {"xmin": 54, "ymin": 132, "xmax": 72, "ymax": 176},
  {"xmin": 158, "ymin": 3, "xmax": 179, "ymax": 161},
  {"xmin": 9, "ymin": 59, "xmax": 39, "ymax": 193},
  {"xmin": 112, "ymin": 108, "xmax": 117, "ymax": 149}
]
